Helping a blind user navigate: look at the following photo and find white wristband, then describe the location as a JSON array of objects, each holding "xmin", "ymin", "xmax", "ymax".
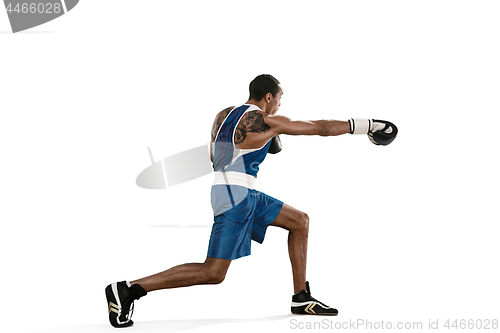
[{"xmin": 349, "ymin": 118, "xmax": 372, "ymax": 134}]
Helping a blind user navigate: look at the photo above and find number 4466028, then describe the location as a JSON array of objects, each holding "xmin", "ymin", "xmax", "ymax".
[
  {"xmin": 5, "ymin": 2, "xmax": 62, "ymax": 14},
  {"xmin": 444, "ymin": 319, "xmax": 498, "ymax": 329}
]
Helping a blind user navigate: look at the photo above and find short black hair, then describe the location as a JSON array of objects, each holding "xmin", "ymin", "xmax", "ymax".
[{"xmin": 249, "ymin": 74, "xmax": 281, "ymax": 101}]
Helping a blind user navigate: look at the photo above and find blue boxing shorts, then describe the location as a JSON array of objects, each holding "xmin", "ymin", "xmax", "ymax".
[{"xmin": 207, "ymin": 184, "xmax": 283, "ymax": 260}]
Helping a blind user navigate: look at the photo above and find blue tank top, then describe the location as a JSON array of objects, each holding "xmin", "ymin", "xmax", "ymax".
[{"xmin": 212, "ymin": 104, "xmax": 272, "ymax": 178}]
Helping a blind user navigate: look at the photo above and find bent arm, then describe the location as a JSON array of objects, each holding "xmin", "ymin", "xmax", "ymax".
[{"xmin": 265, "ymin": 115, "xmax": 351, "ymax": 137}]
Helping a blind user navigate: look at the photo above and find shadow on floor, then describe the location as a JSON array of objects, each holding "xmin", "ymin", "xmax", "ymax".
[{"xmin": 34, "ymin": 314, "xmax": 293, "ymax": 332}]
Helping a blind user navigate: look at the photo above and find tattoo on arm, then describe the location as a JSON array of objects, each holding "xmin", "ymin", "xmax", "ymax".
[
  {"xmin": 234, "ymin": 111, "xmax": 271, "ymax": 144},
  {"xmin": 211, "ymin": 106, "xmax": 234, "ymax": 141}
]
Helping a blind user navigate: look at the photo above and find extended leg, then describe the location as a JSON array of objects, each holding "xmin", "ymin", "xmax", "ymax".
[
  {"xmin": 271, "ymin": 203, "xmax": 309, "ymax": 294},
  {"xmin": 131, "ymin": 257, "xmax": 231, "ymax": 292},
  {"xmin": 105, "ymin": 257, "xmax": 230, "ymax": 327}
]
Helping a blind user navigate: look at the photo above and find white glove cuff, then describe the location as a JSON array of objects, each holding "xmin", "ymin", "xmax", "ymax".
[{"xmin": 349, "ymin": 118, "xmax": 372, "ymax": 134}]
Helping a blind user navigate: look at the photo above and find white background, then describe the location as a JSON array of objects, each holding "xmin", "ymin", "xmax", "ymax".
[{"xmin": 1, "ymin": 1, "xmax": 499, "ymax": 332}]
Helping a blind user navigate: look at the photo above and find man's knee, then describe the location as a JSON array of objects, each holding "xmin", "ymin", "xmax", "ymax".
[
  {"xmin": 208, "ymin": 270, "xmax": 226, "ymax": 284},
  {"xmin": 298, "ymin": 212, "xmax": 309, "ymax": 234},
  {"xmin": 289, "ymin": 211, "xmax": 309, "ymax": 234},
  {"xmin": 206, "ymin": 267, "xmax": 227, "ymax": 284},
  {"xmin": 203, "ymin": 258, "xmax": 229, "ymax": 284}
]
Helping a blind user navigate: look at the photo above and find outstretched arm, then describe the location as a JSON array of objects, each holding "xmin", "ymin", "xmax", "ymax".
[
  {"xmin": 265, "ymin": 115, "xmax": 397, "ymax": 146},
  {"xmin": 265, "ymin": 115, "xmax": 351, "ymax": 137}
]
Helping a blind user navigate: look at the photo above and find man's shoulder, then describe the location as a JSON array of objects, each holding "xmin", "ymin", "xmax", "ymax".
[
  {"xmin": 218, "ymin": 106, "xmax": 235, "ymax": 117},
  {"xmin": 261, "ymin": 113, "xmax": 291, "ymax": 128},
  {"xmin": 211, "ymin": 106, "xmax": 235, "ymax": 141},
  {"xmin": 214, "ymin": 106, "xmax": 236, "ymax": 125}
]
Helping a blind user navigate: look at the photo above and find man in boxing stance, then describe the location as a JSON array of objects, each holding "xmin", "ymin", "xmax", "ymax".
[{"xmin": 105, "ymin": 74, "xmax": 397, "ymax": 328}]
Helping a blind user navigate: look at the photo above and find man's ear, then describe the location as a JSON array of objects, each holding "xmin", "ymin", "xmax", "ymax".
[{"xmin": 266, "ymin": 92, "xmax": 272, "ymax": 103}]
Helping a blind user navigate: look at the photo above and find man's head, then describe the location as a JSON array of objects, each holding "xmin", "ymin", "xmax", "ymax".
[{"xmin": 248, "ymin": 74, "xmax": 283, "ymax": 115}]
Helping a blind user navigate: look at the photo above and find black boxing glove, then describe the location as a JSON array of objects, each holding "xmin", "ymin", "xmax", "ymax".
[
  {"xmin": 268, "ymin": 135, "xmax": 282, "ymax": 154},
  {"xmin": 348, "ymin": 119, "xmax": 398, "ymax": 146}
]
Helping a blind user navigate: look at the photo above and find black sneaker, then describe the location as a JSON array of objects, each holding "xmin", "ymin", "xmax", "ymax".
[
  {"xmin": 291, "ymin": 281, "xmax": 338, "ymax": 315},
  {"xmin": 105, "ymin": 281, "xmax": 147, "ymax": 328}
]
